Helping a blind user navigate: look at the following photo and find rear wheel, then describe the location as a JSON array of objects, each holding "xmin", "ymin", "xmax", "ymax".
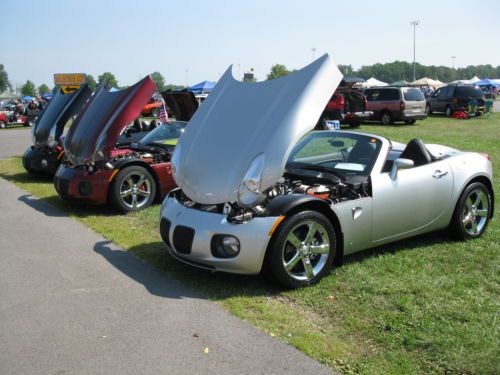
[
  {"xmin": 266, "ymin": 210, "xmax": 336, "ymax": 288},
  {"xmin": 0, "ymin": 121, "xmax": 6, "ymax": 129},
  {"xmin": 449, "ymin": 182, "xmax": 491, "ymax": 240},
  {"xmin": 110, "ymin": 166, "xmax": 156, "ymax": 213},
  {"xmin": 380, "ymin": 111, "xmax": 393, "ymax": 125},
  {"xmin": 445, "ymin": 105, "xmax": 453, "ymax": 117}
]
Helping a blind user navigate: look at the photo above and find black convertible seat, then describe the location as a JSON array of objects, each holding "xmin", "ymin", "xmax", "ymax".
[
  {"xmin": 399, "ymin": 138, "xmax": 434, "ymax": 167},
  {"xmin": 348, "ymin": 140, "xmax": 377, "ymax": 164}
]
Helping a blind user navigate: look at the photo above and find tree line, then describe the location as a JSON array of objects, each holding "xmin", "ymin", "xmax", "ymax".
[{"xmin": 0, "ymin": 66, "xmax": 184, "ymax": 97}]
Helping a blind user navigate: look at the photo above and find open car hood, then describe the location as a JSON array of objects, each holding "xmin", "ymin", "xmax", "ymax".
[
  {"xmin": 64, "ymin": 76, "xmax": 156, "ymax": 166},
  {"xmin": 33, "ymin": 85, "xmax": 92, "ymax": 148},
  {"xmin": 160, "ymin": 90, "xmax": 198, "ymax": 122},
  {"xmin": 174, "ymin": 54, "xmax": 343, "ymax": 204}
]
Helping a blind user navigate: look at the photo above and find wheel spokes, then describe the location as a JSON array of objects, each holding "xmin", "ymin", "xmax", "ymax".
[
  {"xmin": 476, "ymin": 209, "xmax": 488, "ymax": 217},
  {"xmin": 302, "ymin": 258, "xmax": 315, "ymax": 279},
  {"xmin": 304, "ymin": 222, "xmax": 318, "ymax": 244},
  {"xmin": 287, "ymin": 232, "xmax": 302, "ymax": 249},
  {"xmin": 285, "ymin": 252, "xmax": 301, "ymax": 272},
  {"xmin": 309, "ymin": 243, "xmax": 330, "ymax": 254},
  {"xmin": 120, "ymin": 189, "xmax": 132, "ymax": 197},
  {"xmin": 473, "ymin": 191, "xmax": 483, "ymax": 207},
  {"xmin": 131, "ymin": 194, "xmax": 138, "ymax": 208}
]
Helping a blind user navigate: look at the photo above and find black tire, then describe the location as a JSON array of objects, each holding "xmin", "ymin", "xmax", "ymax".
[
  {"xmin": 266, "ymin": 210, "xmax": 337, "ymax": 288},
  {"xmin": 0, "ymin": 121, "xmax": 6, "ymax": 129},
  {"xmin": 404, "ymin": 119, "xmax": 416, "ymax": 124},
  {"xmin": 380, "ymin": 111, "xmax": 393, "ymax": 125},
  {"xmin": 110, "ymin": 166, "xmax": 157, "ymax": 213},
  {"xmin": 445, "ymin": 105, "xmax": 453, "ymax": 117},
  {"xmin": 449, "ymin": 182, "xmax": 492, "ymax": 240}
]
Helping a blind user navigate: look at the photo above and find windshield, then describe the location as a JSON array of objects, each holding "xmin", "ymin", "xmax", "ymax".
[
  {"xmin": 287, "ymin": 132, "xmax": 382, "ymax": 176},
  {"xmin": 139, "ymin": 122, "xmax": 185, "ymax": 146}
]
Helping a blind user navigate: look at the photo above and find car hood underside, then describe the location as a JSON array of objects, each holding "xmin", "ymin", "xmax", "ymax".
[{"xmin": 174, "ymin": 54, "xmax": 343, "ymax": 204}]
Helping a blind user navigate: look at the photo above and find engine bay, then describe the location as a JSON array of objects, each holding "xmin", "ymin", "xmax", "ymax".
[{"xmin": 175, "ymin": 170, "xmax": 371, "ymax": 223}]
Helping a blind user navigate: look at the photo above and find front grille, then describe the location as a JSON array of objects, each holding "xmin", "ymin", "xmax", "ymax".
[
  {"xmin": 160, "ymin": 218, "xmax": 171, "ymax": 247},
  {"xmin": 173, "ymin": 225, "xmax": 195, "ymax": 254}
]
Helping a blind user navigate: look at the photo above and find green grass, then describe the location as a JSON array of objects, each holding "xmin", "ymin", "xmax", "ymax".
[{"xmin": 0, "ymin": 114, "xmax": 499, "ymax": 374}]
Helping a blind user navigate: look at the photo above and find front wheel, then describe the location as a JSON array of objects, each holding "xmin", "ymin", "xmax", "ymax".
[
  {"xmin": 266, "ymin": 210, "xmax": 336, "ymax": 288},
  {"xmin": 0, "ymin": 121, "xmax": 6, "ymax": 129},
  {"xmin": 449, "ymin": 182, "xmax": 491, "ymax": 240},
  {"xmin": 110, "ymin": 166, "xmax": 157, "ymax": 213}
]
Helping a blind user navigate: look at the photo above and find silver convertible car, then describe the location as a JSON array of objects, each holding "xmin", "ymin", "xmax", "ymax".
[{"xmin": 159, "ymin": 54, "xmax": 494, "ymax": 288}]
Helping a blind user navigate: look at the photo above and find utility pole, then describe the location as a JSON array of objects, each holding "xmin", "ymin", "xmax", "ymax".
[
  {"xmin": 311, "ymin": 48, "xmax": 316, "ymax": 61},
  {"xmin": 185, "ymin": 69, "xmax": 189, "ymax": 88},
  {"xmin": 410, "ymin": 20, "xmax": 420, "ymax": 81},
  {"xmin": 451, "ymin": 56, "xmax": 456, "ymax": 69}
]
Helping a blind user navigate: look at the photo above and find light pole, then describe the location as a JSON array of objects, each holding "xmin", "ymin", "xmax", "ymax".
[
  {"xmin": 451, "ymin": 56, "xmax": 456, "ymax": 69},
  {"xmin": 311, "ymin": 48, "xmax": 316, "ymax": 61},
  {"xmin": 185, "ymin": 69, "xmax": 189, "ymax": 88},
  {"xmin": 410, "ymin": 20, "xmax": 420, "ymax": 81}
]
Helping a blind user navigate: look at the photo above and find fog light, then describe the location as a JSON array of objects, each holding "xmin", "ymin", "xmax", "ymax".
[
  {"xmin": 221, "ymin": 236, "xmax": 240, "ymax": 256},
  {"xmin": 78, "ymin": 181, "xmax": 93, "ymax": 196},
  {"xmin": 211, "ymin": 235, "xmax": 241, "ymax": 258}
]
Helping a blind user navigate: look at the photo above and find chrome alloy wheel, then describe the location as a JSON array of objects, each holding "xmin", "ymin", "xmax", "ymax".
[
  {"xmin": 462, "ymin": 188, "xmax": 489, "ymax": 236},
  {"xmin": 119, "ymin": 172, "xmax": 152, "ymax": 209},
  {"xmin": 282, "ymin": 220, "xmax": 330, "ymax": 281}
]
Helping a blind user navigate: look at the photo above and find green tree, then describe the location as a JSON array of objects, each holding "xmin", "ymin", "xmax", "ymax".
[
  {"xmin": 38, "ymin": 84, "xmax": 50, "ymax": 95},
  {"xmin": 21, "ymin": 80, "xmax": 37, "ymax": 97},
  {"xmin": 86, "ymin": 74, "xmax": 97, "ymax": 91},
  {"xmin": 97, "ymin": 72, "xmax": 118, "ymax": 89},
  {"xmin": 0, "ymin": 64, "xmax": 11, "ymax": 93},
  {"xmin": 151, "ymin": 71, "xmax": 166, "ymax": 91},
  {"xmin": 266, "ymin": 64, "xmax": 290, "ymax": 80},
  {"xmin": 338, "ymin": 64, "xmax": 354, "ymax": 76}
]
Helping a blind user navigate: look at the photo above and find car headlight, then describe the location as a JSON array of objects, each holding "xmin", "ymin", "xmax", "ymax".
[
  {"xmin": 171, "ymin": 144, "xmax": 181, "ymax": 183},
  {"xmin": 238, "ymin": 153, "xmax": 265, "ymax": 207}
]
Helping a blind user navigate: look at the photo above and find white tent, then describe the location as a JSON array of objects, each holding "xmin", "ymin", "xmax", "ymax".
[
  {"xmin": 410, "ymin": 77, "xmax": 445, "ymax": 88},
  {"xmin": 358, "ymin": 77, "xmax": 388, "ymax": 87},
  {"xmin": 451, "ymin": 76, "xmax": 481, "ymax": 85}
]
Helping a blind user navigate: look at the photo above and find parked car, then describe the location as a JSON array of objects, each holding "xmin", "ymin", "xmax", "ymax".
[
  {"xmin": 426, "ymin": 84, "xmax": 486, "ymax": 117},
  {"xmin": 23, "ymin": 85, "xmax": 93, "ymax": 175},
  {"xmin": 363, "ymin": 86, "xmax": 427, "ymax": 124},
  {"xmin": 317, "ymin": 88, "xmax": 372, "ymax": 128},
  {"xmin": 141, "ymin": 96, "xmax": 163, "ymax": 117},
  {"xmin": 54, "ymin": 77, "xmax": 198, "ymax": 213},
  {"xmin": 159, "ymin": 55, "xmax": 493, "ymax": 288}
]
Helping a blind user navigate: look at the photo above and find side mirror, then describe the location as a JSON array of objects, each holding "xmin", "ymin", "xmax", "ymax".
[{"xmin": 390, "ymin": 158, "xmax": 414, "ymax": 180}]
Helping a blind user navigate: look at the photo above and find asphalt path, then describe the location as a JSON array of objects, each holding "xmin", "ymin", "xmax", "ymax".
[
  {"xmin": 0, "ymin": 127, "xmax": 32, "ymax": 159},
  {"xmin": 0, "ymin": 180, "xmax": 334, "ymax": 374}
]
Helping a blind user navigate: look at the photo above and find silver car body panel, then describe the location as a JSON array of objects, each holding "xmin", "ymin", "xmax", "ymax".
[{"xmin": 174, "ymin": 54, "xmax": 342, "ymax": 204}]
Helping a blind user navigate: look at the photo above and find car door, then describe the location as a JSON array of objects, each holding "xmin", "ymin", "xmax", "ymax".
[{"xmin": 370, "ymin": 159, "xmax": 453, "ymax": 243}]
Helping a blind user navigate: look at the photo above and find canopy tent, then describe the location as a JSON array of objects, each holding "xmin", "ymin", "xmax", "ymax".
[
  {"xmin": 473, "ymin": 79, "xmax": 500, "ymax": 87},
  {"xmin": 22, "ymin": 96, "xmax": 33, "ymax": 102},
  {"xmin": 356, "ymin": 77, "xmax": 388, "ymax": 88},
  {"xmin": 409, "ymin": 77, "xmax": 445, "ymax": 88},
  {"xmin": 189, "ymin": 80, "xmax": 216, "ymax": 94},
  {"xmin": 0, "ymin": 91, "xmax": 17, "ymax": 100},
  {"xmin": 389, "ymin": 80, "xmax": 409, "ymax": 86},
  {"xmin": 451, "ymin": 76, "xmax": 481, "ymax": 85},
  {"xmin": 42, "ymin": 93, "xmax": 54, "ymax": 100}
]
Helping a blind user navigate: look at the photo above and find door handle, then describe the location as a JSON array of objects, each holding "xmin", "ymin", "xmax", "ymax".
[{"xmin": 432, "ymin": 170, "xmax": 448, "ymax": 178}]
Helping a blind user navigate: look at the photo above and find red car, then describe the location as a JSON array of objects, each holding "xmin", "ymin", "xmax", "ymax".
[
  {"xmin": 22, "ymin": 85, "xmax": 93, "ymax": 175},
  {"xmin": 54, "ymin": 76, "xmax": 198, "ymax": 213},
  {"xmin": 317, "ymin": 88, "xmax": 372, "ymax": 129}
]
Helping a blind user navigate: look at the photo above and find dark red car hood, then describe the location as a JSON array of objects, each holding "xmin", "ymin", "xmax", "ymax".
[
  {"xmin": 64, "ymin": 76, "xmax": 156, "ymax": 166},
  {"xmin": 160, "ymin": 90, "xmax": 198, "ymax": 122},
  {"xmin": 33, "ymin": 85, "xmax": 93, "ymax": 148}
]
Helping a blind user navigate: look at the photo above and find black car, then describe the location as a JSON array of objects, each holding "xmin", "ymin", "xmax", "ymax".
[{"xmin": 426, "ymin": 85, "xmax": 486, "ymax": 117}]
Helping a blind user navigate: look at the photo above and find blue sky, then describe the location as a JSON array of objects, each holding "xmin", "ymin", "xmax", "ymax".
[{"xmin": 2, "ymin": 0, "xmax": 499, "ymax": 88}]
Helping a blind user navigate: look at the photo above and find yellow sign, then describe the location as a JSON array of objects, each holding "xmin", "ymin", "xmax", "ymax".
[
  {"xmin": 54, "ymin": 73, "xmax": 86, "ymax": 85},
  {"xmin": 61, "ymin": 85, "xmax": 81, "ymax": 94}
]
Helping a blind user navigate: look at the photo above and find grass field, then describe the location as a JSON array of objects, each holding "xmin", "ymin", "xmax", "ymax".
[{"xmin": 0, "ymin": 114, "xmax": 498, "ymax": 375}]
